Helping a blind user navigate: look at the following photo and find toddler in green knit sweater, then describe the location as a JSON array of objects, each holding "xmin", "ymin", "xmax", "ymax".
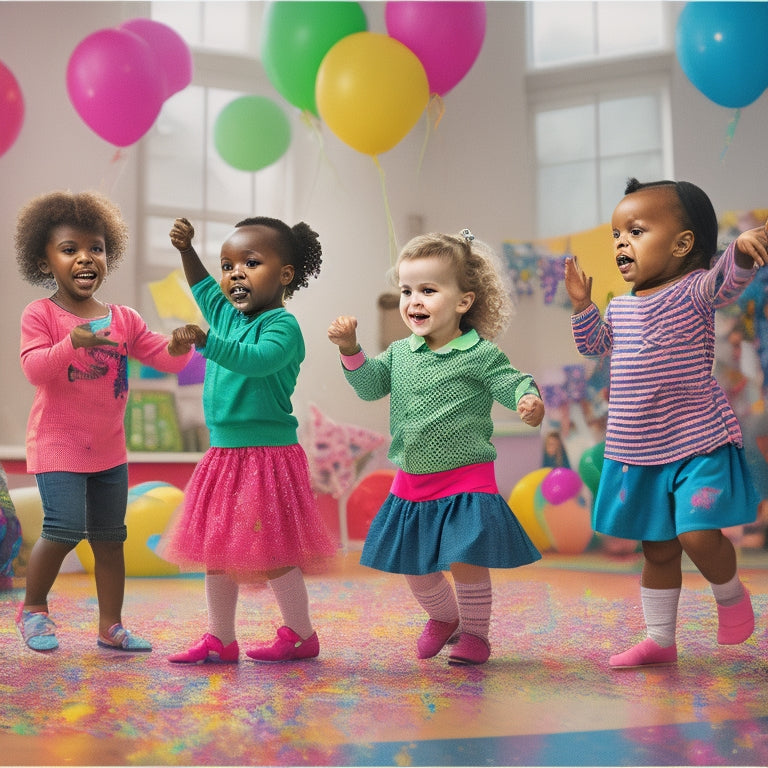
[{"xmin": 329, "ymin": 229, "xmax": 545, "ymax": 665}]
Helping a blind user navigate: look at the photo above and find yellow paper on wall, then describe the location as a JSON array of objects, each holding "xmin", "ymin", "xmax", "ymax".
[
  {"xmin": 148, "ymin": 270, "xmax": 202, "ymax": 323},
  {"xmin": 541, "ymin": 223, "xmax": 628, "ymax": 313}
]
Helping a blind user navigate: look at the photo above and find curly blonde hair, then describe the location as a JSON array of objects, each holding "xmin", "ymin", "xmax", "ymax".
[
  {"xmin": 393, "ymin": 231, "xmax": 513, "ymax": 340},
  {"xmin": 15, "ymin": 190, "xmax": 128, "ymax": 289}
]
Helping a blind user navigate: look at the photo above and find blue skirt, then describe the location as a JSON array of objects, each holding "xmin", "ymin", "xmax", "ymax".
[
  {"xmin": 594, "ymin": 444, "xmax": 759, "ymax": 541},
  {"xmin": 360, "ymin": 491, "xmax": 541, "ymax": 575}
]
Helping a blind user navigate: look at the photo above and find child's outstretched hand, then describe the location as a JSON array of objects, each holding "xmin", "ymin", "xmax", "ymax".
[
  {"xmin": 71, "ymin": 323, "xmax": 119, "ymax": 349},
  {"xmin": 518, "ymin": 394, "xmax": 545, "ymax": 428},
  {"xmin": 168, "ymin": 323, "xmax": 207, "ymax": 356},
  {"xmin": 735, "ymin": 219, "xmax": 768, "ymax": 269},
  {"xmin": 564, "ymin": 256, "xmax": 594, "ymax": 314},
  {"xmin": 170, "ymin": 218, "xmax": 195, "ymax": 252},
  {"xmin": 328, "ymin": 315, "xmax": 360, "ymax": 356}
]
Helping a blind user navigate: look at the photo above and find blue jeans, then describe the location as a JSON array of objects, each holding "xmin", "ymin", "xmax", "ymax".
[{"xmin": 36, "ymin": 464, "xmax": 128, "ymax": 545}]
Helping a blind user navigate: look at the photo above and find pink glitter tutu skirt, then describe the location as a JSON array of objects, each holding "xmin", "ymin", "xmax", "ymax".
[{"xmin": 162, "ymin": 444, "xmax": 337, "ymax": 577}]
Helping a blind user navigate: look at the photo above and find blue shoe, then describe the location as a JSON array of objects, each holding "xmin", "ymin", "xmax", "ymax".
[
  {"xmin": 97, "ymin": 623, "xmax": 152, "ymax": 652},
  {"xmin": 16, "ymin": 603, "xmax": 58, "ymax": 652}
]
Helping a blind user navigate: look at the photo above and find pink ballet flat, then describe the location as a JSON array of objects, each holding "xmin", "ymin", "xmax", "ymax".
[
  {"xmin": 609, "ymin": 637, "xmax": 677, "ymax": 668},
  {"xmin": 417, "ymin": 618, "xmax": 460, "ymax": 659},
  {"xmin": 168, "ymin": 633, "xmax": 239, "ymax": 664},
  {"xmin": 246, "ymin": 626, "xmax": 319, "ymax": 663},
  {"xmin": 448, "ymin": 633, "xmax": 490, "ymax": 665},
  {"xmin": 717, "ymin": 587, "xmax": 754, "ymax": 645}
]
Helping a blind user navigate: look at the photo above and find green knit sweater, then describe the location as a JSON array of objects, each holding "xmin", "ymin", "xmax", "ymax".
[
  {"xmin": 193, "ymin": 276, "xmax": 302, "ymax": 447},
  {"xmin": 343, "ymin": 330, "xmax": 540, "ymax": 474}
]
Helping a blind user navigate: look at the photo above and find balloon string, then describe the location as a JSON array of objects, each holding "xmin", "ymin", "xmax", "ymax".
[
  {"xmin": 99, "ymin": 147, "xmax": 130, "ymax": 196},
  {"xmin": 720, "ymin": 108, "xmax": 741, "ymax": 162},
  {"xmin": 417, "ymin": 94, "xmax": 444, "ymax": 176},
  {"xmin": 301, "ymin": 109, "xmax": 346, "ymax": 202},
  {"xmin": 372, "ymin": 155, "xmax": 398, "ymax": 266}
]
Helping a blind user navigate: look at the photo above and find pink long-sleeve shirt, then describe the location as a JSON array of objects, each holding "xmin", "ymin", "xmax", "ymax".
[
  {"xmin": 20, "ymin": 298, "xmax": 193, "ymax": 474},
  {"xmin": 571, "ymin": 242, "xmax": 755, "ymax": 465}
]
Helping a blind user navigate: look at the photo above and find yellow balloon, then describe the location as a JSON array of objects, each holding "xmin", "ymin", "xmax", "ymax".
[
  {"xmin": 9, "ymin": 485, "xmax": 44, "ymax": 577},
  {"xmin": 316, "ymin": 32, "xmax": 429, "ymax": 156},
  {"xmin": 508, "ymin": 468, "xmax": 552, "ymax": 551}
]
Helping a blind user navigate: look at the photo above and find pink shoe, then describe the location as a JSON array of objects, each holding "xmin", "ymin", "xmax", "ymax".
[
  {"xmin": 168, "ymin": 633, "xmax": 239, "ymax": 664},
  {"xmin": 717, "ymin": 587, "xmax": 754, "ymax": 645},
  {"xmin": 246, "ymin": 626, "xmax": 319, "ymax": 663},
  {"xmin": 417, "ymin": 618, "xmax": 460, "ymax": 659},
  {"xmin": 609, "ymin": 637, "xmax": 677, "ymax": 668},
  {"xmin": 448, "ymin": 633, "xmax": 490, "ymax": 665}
]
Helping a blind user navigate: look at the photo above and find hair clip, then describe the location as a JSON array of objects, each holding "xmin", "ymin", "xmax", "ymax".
[{"xmin": 460, "ymin": 228, "xmax": 474, "ymax": 242}]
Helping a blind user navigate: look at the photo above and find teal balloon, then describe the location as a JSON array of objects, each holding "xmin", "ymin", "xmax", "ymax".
[
  {"xmin": 213, "ymin": 96, "xmax": 290, "ymax": 172},
  {"xmin": 578, "ymin": 442, "xmax": 605, "ymax": 496},
  {"xmin": 261, "ymin": 1, "xmax": 368, "ymax": 115}
]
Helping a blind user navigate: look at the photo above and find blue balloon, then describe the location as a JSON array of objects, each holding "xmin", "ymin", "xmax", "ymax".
[{"xmin": 675, "ymin": 2, "xmax": 768, "ymax": 109}]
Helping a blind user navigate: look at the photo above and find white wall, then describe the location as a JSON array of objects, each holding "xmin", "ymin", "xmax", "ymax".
[{"xmin": 1, "ymin": 1, "xmax": 767, "ymax": 453}]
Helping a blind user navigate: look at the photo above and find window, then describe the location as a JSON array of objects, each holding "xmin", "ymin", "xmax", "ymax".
[
  {"xmin": 139, "ymin": 2, "xmax": 290, "ymax": 301},
  {"xmin": 528, "ymin": 1, "xmax": 666, "ymax": 69},
  {"xmin": 527, "ymin": 1, "xmax": 674, "ymax": 238}
]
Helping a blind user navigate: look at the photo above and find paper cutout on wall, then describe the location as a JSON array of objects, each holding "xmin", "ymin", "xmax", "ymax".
[
  {"xmin": 503, "ymin": 223, "xmax": 628, "ymax": 312},
  {"xmin": 303, "ymin": 404, "xmax": 387, "ymax": 499},
  {"xmin": 177, "ymin": 350, "xmax": 206, "ymax": 386},
  {"xmin": 148, "ymin": 270, "xmax": 202, "ymax": 323}
]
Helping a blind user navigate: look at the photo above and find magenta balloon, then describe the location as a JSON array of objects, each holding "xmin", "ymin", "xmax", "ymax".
[
  {"xmin": 121, "ymin": 18, "xmax": 193, "ymax": 98},
  {"xmin": 66, "ymin": 28, "xmax": 165, "ymax": 147},
  {"xmin": 385, "ymin": 1, "xmax": 486, "ymax": 96},
  {"xmin": 541, "ymin": 467, "xmax": 582, "ymax": 506},
  {"xmin": 0, "ymin": 60, "xmax": 24, "ymax": 157}
]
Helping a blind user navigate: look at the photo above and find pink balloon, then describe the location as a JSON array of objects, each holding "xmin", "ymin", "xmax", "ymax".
[
  {"xmin": 541, "ymin": 467, "xmax": 582, "ymax": 506},
  {"xmin": 66, "ymin": 28, "xmax": 165, "ymax": 147},
  {"xmin": 0, "ymin": 60, "xmax": 24, "ymax": 158},
  {"xmin": 121, "ymin": 18, "xmax": 193, "ymax": 99},
  {"xmin": 385, "ymin": 1, "xmax": 486, "ymax": 96}
]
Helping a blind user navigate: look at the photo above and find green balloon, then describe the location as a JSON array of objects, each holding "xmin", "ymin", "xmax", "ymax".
[
  {"xmin": 213, "ymin": 96, "xmax": 291, "ymax": 172},
  {"xmin": 261, "ymin": 1, "xmax": 368, "ymax": 115},
  {"xmin": 578, "ymin": 442, "xmax": 605, "ymax": 496}
]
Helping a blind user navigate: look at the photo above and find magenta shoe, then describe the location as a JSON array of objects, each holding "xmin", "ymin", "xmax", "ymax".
[
  {"xmin": 448, "ymin": 633, "xmax": 490, "ymax": 665},
  {"xmin": 417, "ymin": 618, "xmax": 460, "ymax": 659},
  {"xmin": 609, "ymin": 637, "xmax": 677, "ymax": 668},
  {"xmin": 246, "ymin": 626, "xmax": 319, "ymax": 663},
  {"xmin": 168, "ymin": 633, "xmax": 239, "ymax": 664},
  {"xmin": 717, "ymin": 588, "xmax": 754, "ymax": 645}
]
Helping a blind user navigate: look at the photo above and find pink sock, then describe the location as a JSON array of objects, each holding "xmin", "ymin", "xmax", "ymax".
[
  {"xmin": 269, "ymin": 567, "xmax": 313, "ymax": 640},
  {"xmin": 206, "ymin": 572, "xmax": 239, "ymax": 646},
  {"xmin": 455, "ymin": 580, "xmax": 492, "ymax": 641},
  {"xmin": 406, "ymin": 572, "xmax": 459, "ymax": 623}
]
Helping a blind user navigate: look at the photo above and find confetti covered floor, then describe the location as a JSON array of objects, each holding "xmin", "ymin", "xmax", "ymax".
[{"xmin": 2, "ymin": 552, "xmax": 768, "ymax": 767}]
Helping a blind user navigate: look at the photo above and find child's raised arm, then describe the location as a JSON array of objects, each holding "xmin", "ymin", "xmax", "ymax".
[
  {"xmin": 564, "ymin": 256, "xmax": 594, "ymax": 314},
  {"xmin": 328, "ymin": 315, "xmax": 360, "ymax": 356},
  {"xmin": 734, "ymin": 218, "xmax": 768, "ymax": 270},
  {"xmin": 170, "ymin": 218, "xmax": 210, "ymax": 287}
]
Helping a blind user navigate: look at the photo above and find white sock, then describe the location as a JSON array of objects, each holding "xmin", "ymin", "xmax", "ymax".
[
  {"xmin": 641, "ymin": 586, "xmax": 680, "ymax": 648},
  {"xmin": 205, "ymin": 572, "xmax": 238, "ymax": 646},
  {"xmin": 710, "ymin": 572, "xmax": 744, "ymax": 607},
  {"xmin": 269, "ymin": 567, "xmax": 313, "ymax": 640},
  {"xmin": 405, "ymin": 572, "xmax": 459, "ymax": 623}
]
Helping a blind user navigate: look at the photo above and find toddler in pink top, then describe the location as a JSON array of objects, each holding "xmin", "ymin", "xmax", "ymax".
[{"xmin": 14, "ymin": 190, "xmax": 196, "ymax": 653}]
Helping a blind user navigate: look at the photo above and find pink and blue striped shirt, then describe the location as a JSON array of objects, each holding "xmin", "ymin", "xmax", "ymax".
[{"xmin": 571, "ymin": 242, "xmax": 756, "ymax": 465}]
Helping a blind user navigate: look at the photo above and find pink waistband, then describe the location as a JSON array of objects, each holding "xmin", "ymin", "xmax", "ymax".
[{"xmin": 391, "ymin": 462, "xmax": 499, "ymax": 502}]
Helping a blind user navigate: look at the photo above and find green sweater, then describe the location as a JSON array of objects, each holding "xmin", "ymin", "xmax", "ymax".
[
  {"xmin": 193, "ymin": 276, "xmax": 302, "ymax": 447},
  {"xmin": 343, "ymin": 330, "xmax": 540, "ymax": 474}
]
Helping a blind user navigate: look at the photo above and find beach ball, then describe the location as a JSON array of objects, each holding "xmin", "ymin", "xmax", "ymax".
[
  {"xmin": 508, "ymin": 468, "xmax": 551, "ymax": 551},
  {"xmin": 76, "ymin": 482, "xmax": 184, "ymax": 576},
  {"xmin": 541, "ymin": 496, "xmax": 593, "ymax": 555}
]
